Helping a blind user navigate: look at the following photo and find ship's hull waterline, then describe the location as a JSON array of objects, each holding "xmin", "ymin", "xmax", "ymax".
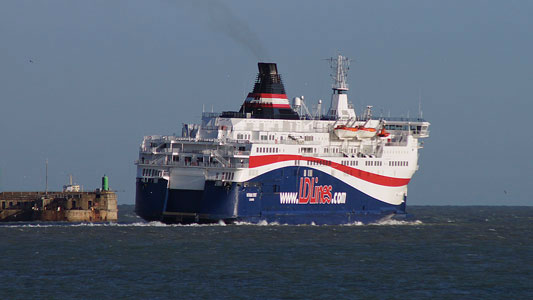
[{"xmin": 135, "ymin": 166, "xmax": 407, "ymax": 225}]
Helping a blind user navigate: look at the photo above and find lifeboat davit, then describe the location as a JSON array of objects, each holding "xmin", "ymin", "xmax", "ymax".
[
  {"xmin": 377, "ymin": 128, "xmax": 390, "ymax": 137},
  {"xmin": 334, "ymin": 125, "xmax": 377, "ymax": 139}
]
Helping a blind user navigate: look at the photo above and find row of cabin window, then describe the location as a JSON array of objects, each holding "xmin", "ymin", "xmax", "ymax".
[
  {"xmin": 260, "ymin": 135, "xmax": 276, "ymax": 141},
  {"xmin": 341, "ymin": 160, "xmax": 359, "ymax": 166},
  {"xmin": 365, "ymin": 161, "xmax": 383, "ymax": 167},
  {"xmin": 323, "ymin": 148, "xmax": 341, "ymax": 154},
  {"xmin": 258, "ymin": 135, "xmax": 314, "ymax": 142},
  {"xmin": 306, "ymin": 160, "xmax": 331, "ymax": 166},
  {"xmin": 172, "ymin": 156, "xmax": 211, "ymax": 163},
  {"xmin": 301, "ymin": 148, "xmax": 364, "ymax": 154},
  {"xmin": 236, "ymin": 134, "xmax": 251, "ymax": 140},
  {"xmin": 143, "ymin": 168, "xmax": 161, "ymax": 177},
  {"xmin": 385, "ymin": 125, "xmax": 409, "ymax": 131},
  {"xmin": 150, "ymin": 143, "xmax": 178, "ymax": 149},
  {"xmin": 385, "ymin": 124, "xmax": 426, "ymax": 134},
  {"xmin": 258, "ymin": 147, "xmax": 279, "ymax": 153},
  {"xmin": 389, "ymin": 161, "xmax": 408, "ymax": 167},
  {"xmin": 299, "ymin": 147, "xmax": 315, "ymax": 154}
]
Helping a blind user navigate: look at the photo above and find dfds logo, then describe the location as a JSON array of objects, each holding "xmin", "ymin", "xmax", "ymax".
[{"xmin": 279, "ymin": 177, "xmax": 346, "ymax": 205}]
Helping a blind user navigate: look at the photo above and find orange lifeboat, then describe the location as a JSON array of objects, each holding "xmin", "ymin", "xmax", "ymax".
[
  {"xmin": 333, "ymin": 125, "xmax": 358, "ymax": 139},
  {"xmin": 355, "ymin": 127, "xmax": 377, "ymax": 139},
  {"xmin": 333, "ymin": 125, "xmax": 377, "ymax": 139}
]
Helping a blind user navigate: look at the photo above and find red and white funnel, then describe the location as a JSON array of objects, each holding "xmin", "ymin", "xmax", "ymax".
[{"xmin": 239, "ymin": 63, "xmax": 299, "ymax": 120}]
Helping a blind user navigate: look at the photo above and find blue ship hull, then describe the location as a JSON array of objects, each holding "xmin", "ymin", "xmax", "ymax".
[{"xmin": 135, "ymin": 167, "xmax": 406, "ymax": 225}]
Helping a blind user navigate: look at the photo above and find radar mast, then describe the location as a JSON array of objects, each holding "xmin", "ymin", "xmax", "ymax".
[
  {"xmin": 326, "ymin": 54, "xmax": 356, "ymax": 120},
  {"xmin": 329, "ymin": 54, "xmax": 350, "ymax": 91}
]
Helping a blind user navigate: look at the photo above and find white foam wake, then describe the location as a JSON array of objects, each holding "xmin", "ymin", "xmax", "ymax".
[
  {"xmin": 369, "ymin": 219, "xmax": 423, "ymax": 226},
  {"xmin": 233, "ymin": 220, "xmax": 285, "ymax": 226},
  {"xmin": 1, "ymin": 219, "xmax": 423, "ymax": 228}
]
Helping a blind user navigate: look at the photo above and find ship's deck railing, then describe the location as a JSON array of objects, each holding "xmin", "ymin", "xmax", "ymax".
[
  {"xmin": 141, "ymin": 135, "xmax": 331, "ymax": 153},
  {"xmin": 139, "ymin": 146, "xmax": 252, "ymax": 156},
  {"xmin": 202, "ymin": 112, "xmax": 223, "ymax": 118},
  {"xmin": 136, "ymin": 159, "xmax": 249, "ymax": 169},
  {"xmin": 201, "ymin": 125, "xmax": 233, "ymax": 131},
  {"xmin": 380, "ymin": 117, "xmax": 427, "ymax": 122},
  {"xmin": 136, "ymin": 143, "xmax": 420, "ymax": 166},
  {"xmin": 385, "ymin": 141, "xmax": 409, "ymax": 146},
  {"xmin": 143, "ymin": 136, "xmax": 220, "ymax": 143},
  {"xmin": 135, "ymin": 149, "xmax": 402, "ymax": 168},
  {"xmin": 143, "ymin": 136, "xmax": 259, "ymax": 146},
  {"xmin": 204, "ymin": 111, "xmax": 427, "ymax": 123}
]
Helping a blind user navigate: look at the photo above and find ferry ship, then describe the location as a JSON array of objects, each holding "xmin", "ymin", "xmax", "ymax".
[{"xmin": 135, "ymin": 55, "xmax": 430, "ymax": 224}]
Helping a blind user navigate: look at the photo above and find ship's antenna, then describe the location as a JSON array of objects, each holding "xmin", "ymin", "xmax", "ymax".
[
  {"xmin": 326, "ymin": 54, "xmax": 356, "ymax": 120},
  {"xmin": 45, "ymin": 159, "xmax": 48, "ymax": 195},
  {"xmin": 418, "ymin": 89, "xmax": 423, "ymax": 119},
  {"xmin": 328, "ymin": 54, "xmax": 350, "ymax": 91},
  {"xmin": 300, "ymin": 96, "xmax": 312, "ymax": 118},
  {"xmin": 315, "ymin": 99, "xmax": 323, "ymax": 119}
]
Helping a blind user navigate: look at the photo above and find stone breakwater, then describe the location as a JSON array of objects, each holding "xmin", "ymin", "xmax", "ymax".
[{"xmin": 0, "ymin": 190, "xmax": 117, "ymax": 222}]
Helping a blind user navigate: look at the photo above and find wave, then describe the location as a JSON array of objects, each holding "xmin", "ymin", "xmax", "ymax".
[
  {"xmin": 1, "ymin": 222, "xmax": 159, "ymax": 228},
  {"xmin": 341, "ymin": 221, "xmax": 365, "ymax": 226},
  {"xmin": 369, "ymin": 219, "xmax": 423, "ymax": 226},
  {"xmin": 1, "ymin": 219, "xmax": 423, "ymax": 228},
  {"xmin": 233, "ymin": 220, "xmax": 285, "ymax": 226}
]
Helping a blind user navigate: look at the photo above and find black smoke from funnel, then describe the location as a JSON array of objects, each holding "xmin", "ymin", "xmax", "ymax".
[{"xmin": 204, "ymin": 0, "xmax": 269, "ymax": 60}]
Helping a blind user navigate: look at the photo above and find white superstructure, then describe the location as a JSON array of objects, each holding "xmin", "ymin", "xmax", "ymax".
[{"xmin": 135, "ymin": 55, "xmax": 430, "ymax": 224}]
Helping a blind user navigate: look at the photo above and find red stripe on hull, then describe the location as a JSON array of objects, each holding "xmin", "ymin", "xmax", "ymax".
[{"xmin": 249, "ymin": 155, "xmax": 410, "ymax": 187}]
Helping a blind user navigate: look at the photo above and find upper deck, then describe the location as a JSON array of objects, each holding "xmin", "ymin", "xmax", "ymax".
[
  {"xmin": 137, "ymin": 56, "xmax": 429, "ymax": 168},
  {"xmin": 190, "ymin": 112, "xmax": 429, "ymax": 141},
  {"xmin": 136, "ymin": 112, "xmax": 429, "ymax": 169}
]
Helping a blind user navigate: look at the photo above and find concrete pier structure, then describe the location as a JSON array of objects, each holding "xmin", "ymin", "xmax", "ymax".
[{"xmin": 0, "ymin": 190, "xmax": 118, "ymax": 222}]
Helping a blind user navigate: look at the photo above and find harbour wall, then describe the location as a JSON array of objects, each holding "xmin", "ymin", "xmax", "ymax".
[{"xmin": 0, "ymin": 191, "xmax": 118, "ymax": 222}]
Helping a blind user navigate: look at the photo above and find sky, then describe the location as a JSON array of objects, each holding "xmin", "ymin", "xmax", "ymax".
[{"xmin": 1, "ymin": 0, "xmax": 532, "ymax": 206}]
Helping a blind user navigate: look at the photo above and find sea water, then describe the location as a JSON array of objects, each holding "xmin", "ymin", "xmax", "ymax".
[{"xmin": 0, "ymin": 205, "xmax": 531, "ymax": 299}]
